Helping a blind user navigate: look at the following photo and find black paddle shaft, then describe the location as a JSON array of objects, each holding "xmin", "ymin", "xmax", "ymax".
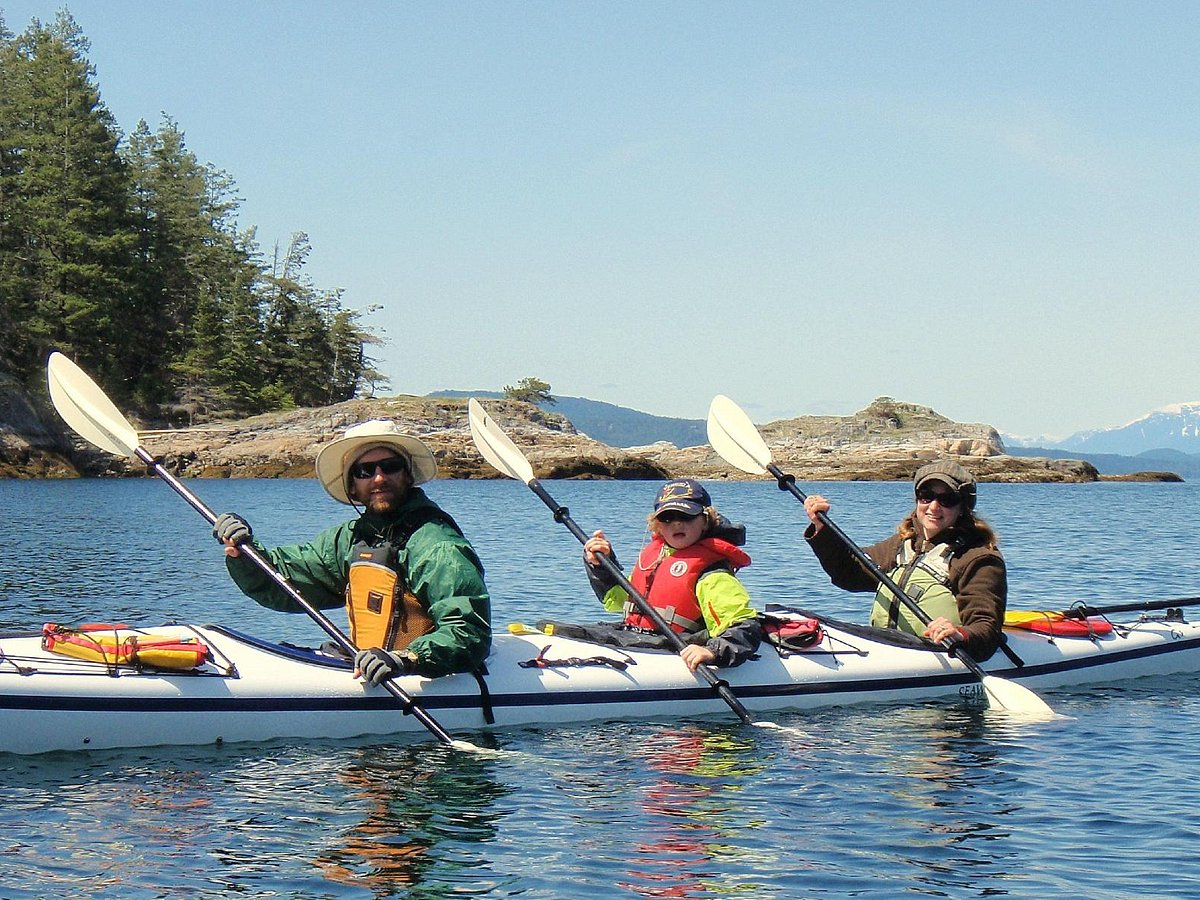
[
  {"xmin": 133, "ymin": 446, "xmax": 458, "ymax": 746},
  {"xmin": 524, "ymin": 479, "xmax": 754, "ymax": 725},
  {"xmin": 765, "ymin": 463, "xmax": 994, "ymax": 679},
  {"xmin": 1068, "ymin": 596, "xmax": 1200, "ymax": 618}
]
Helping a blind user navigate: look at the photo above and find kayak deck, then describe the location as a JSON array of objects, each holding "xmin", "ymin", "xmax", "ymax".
[{"xmin": 1, "ymin": 610, "xmax": 1198, "ymax": 754}]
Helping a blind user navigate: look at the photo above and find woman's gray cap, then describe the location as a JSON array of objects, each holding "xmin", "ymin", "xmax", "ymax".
[{"xmin": 913, "ymin": 460, "xmax": 978, "ymax": 509}]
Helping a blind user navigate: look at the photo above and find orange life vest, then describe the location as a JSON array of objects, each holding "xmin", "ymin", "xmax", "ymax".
[
  {"xmin": 345, "ymin": 542, "xmax": 435, "ymax": 651},
  {"xmin": 626, "ymin": 536, "xmax": 751, "ymax": 634},
  {"xmin": 343, "ymin": 508, "xmax": 465, "ymax": 651}
]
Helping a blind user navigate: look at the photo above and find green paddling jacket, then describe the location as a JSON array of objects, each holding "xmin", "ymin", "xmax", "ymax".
[{"xmin": 225, "ymin": 488, "xmax": 491, "ymax": 677}]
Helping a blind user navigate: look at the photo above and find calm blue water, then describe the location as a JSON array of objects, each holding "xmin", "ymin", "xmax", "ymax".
[{"xmin": 2, "ymin": 476, "xmax": 1200, "ymax": 898}]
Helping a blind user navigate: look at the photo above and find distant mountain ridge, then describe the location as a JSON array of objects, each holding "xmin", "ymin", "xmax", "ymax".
[
  {"xmin": 436, "ymin": 390, "xmax": 1197, "ymax": 477},
  {"xmin": 427, "ymin": 391, "xmax": 707, "ymax": 448},
  {"xmin": 1006, "ymin": 445, "xmax": 1200, "ymax": 478},
  {"xmin": 1056, "ymin": 401, "xmax": 1200, "ymax": 455}
]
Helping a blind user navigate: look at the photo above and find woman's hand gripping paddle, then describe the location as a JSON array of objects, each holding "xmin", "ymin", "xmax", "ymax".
[
  {"xmin": 706, "ymin": 393, "xmax": 1056, "ymax": 720},
  {"xmin": 468, "ymin": 398, "xmax": 786, "ymax": 730},
  {"xmin": 46, "ymin": 351, "xmax": 487, "ymax": 752}
]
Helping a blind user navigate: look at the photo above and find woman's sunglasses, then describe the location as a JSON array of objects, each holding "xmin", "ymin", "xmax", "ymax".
[
  {"xmin": 350, "ymin": 457, "xmax": 408, "ymax": 480},
  {"xmin": 915, "ymin": 487, "xmax": 962, "ymax": 508}
]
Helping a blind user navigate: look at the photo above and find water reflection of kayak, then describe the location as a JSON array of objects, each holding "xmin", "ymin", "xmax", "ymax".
[{"xmin": 2, "ymin": 607, "xmax": 1198, "ymax": 755}]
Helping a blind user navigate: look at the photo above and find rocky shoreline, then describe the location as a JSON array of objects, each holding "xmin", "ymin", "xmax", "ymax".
[{"xmin": 0, "ymin": 380, "xmax": 1140, "ymax": 484}]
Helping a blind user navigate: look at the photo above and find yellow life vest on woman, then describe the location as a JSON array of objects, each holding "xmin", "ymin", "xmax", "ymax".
[{"xmin": 869, "ymin": 540, "xmax": 961, "ymax": 634}]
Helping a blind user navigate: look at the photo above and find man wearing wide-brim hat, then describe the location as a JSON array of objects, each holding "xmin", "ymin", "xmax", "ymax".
[{"xmin": 213, "ymin": 420, "xmax": 490, "ymax": 683}]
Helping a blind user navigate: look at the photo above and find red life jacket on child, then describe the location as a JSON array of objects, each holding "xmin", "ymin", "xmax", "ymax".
[{"xmin": 626, "ymin": 536, "xmax": 751, "ymax": 633}]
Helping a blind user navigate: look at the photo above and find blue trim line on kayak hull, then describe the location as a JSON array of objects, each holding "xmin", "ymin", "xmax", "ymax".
[
  {"xmin": 3, "ymin": 633, "xmax": 1197, "ymax": 716},
  {"xmin": 991, "ymin": 633, "xmax": 1200, "ymax": 680}
]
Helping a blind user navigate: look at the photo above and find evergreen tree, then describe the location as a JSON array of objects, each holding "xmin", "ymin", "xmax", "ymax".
[
  {"xmin": 504, "ymin": 377, "xmax": 556, "ymax": 405},
  {"xmin": 0, "ymin": 18, "xmax": 35, "ymax": 377},
  {"xmin": 257, "ymin": 233, "xmax": 385, "ymax": 410},
  {"xmin": 0, "ymin": 13, "xmax": 137, "ymax": 393},
  {"xmin": 259, "ymin": 233, "xmax": 315, "ymax": 409},
  {"xmin": 328, "ymin": 302, "xmax": 390, "ymax": 402},
  {"xmin": 123, "ymin": 116, "xmax": 259, "ymax": 412},
  {"xmin": 214, "ymin": 250, "xmax": 268, "ymax": 416},
  {"xmin": 0, "ymin": 13, "xmax": 386, "ymax": 418}
]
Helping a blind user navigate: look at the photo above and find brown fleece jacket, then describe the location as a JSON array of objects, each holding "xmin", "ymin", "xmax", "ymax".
[{"xmin": 804, "ymin": 523, "xmax": 1007, "ymax": 661}]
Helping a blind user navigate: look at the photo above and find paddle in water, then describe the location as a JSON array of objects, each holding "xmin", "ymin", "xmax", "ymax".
[
  {"xmin": 467, "ymin": 397, "xmax": 786, "ymax": 730},
  {"xmin": 45, "ymin": 351, "xmax": 486, "ymax": 752},
  {"xmin": 705, "ymin": 393, "xmax": 1056, "ymax": 719}
]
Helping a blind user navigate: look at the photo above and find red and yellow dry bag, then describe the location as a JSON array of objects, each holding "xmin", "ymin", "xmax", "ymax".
[
  {"xmin": 1003, "ymin": 610, "xmax": 1114, "ymax": 638},
  {"xmin": 41, "ymin": 623, "xmax": 210, "ymax": 670}
]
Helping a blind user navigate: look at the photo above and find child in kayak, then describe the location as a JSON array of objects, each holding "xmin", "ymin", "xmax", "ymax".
[{"xmin": 543, "ymin": 479, "xmax": 762, "ymax": 671}]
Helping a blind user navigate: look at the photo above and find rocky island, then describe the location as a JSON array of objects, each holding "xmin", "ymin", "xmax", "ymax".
[{"xmin": 1, "ymin": 374, "xmax": 1112, "ymax": 483}]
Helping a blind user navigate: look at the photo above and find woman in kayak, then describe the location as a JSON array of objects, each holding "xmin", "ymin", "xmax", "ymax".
[
  {"xmin": 546, "ymin": 479, "xmax": 762, "ymax": 672},
  {"xmin": 802, "ymin": 461, "xmax": 1006, "ymax": 661}
]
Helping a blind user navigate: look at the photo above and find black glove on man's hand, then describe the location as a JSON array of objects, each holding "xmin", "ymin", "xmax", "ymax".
[
  {"xmin": 213, "ymin": 512, "xmax": 252, "ymax": 545},
  {"xmin": 354, "ymin": 648, "xmax": 416, "ymax": 686}
]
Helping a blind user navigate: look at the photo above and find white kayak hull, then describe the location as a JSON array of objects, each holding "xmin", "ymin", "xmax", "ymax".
[{"xmin": 2, "ymin": 612, "xmax": 1199, "ymax": 754}]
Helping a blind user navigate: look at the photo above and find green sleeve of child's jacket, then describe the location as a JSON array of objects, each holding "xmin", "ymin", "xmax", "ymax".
[
  {"xmin": 600, "ymin": 584, "xmax": 629, "ymax": 614},
  {"xmin": 696, "ymin": 571, "xmax": 757, "ymax": 636}
]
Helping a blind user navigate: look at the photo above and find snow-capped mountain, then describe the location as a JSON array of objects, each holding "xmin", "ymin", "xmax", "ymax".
[
  {"xmin": 1001, "ymin": 432, "xmax": 1066, "ymax": 449},
  {"xmin": 1056, "ymin": 402, "xmax": 1200, "ymax": 456}
]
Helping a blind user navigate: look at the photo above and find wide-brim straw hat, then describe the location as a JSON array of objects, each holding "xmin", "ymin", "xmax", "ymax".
[{"xmin": 315, "ymin": 419, "xmax": 438, "ymax": 505}]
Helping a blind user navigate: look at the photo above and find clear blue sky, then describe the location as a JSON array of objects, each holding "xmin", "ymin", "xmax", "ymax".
[{"xmin": 4, "ymin": 1, "xmax": 1198, "ymax": 439}]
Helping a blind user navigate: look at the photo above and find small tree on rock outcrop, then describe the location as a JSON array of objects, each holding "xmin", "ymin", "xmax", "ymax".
[{"xmin": 503, "ymin": 377, "xmax": 556, "ymax": 405}]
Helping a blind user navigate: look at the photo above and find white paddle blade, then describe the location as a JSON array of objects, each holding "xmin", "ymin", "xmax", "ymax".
[
  {"xmin": 706, "ymin": 394, "xmax": 770, "ymax": 475},
  {"xmin": 981, "ymin": 674, "xmax": 1057, "ymax": 720},
  {"xmin": 468, "ymin": 398, "xmax": 536, "ymax": 484},
  {"xmin": 46, "ymin": 352, "xmax": 141, "ymax": 458}
]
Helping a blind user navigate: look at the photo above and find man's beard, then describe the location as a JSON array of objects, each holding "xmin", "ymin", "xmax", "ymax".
[
  {"xmin": 363, "ymin": 486, "xmax": 407, "ymax": 515},
  {"xmin": 366, "ymin": 497, "xmax": 393, "ymax": 515}
]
